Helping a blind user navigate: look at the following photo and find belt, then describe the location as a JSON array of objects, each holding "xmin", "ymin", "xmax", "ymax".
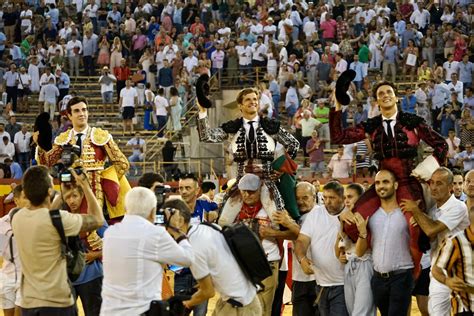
[
  {"xmin": 226, "ymin": 298, "xmax": 244, "ymax": 308},
  {"xmin": 375, "ymin": 268, "xmax": 412, "ymax": 279}
]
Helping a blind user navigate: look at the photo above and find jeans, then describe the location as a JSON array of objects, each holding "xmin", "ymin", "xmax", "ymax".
[
  {"xmin": 73, "ymin": 277, "xmax": 102, "ymax": 316},
  {"xmin": 174, "ymin": 272, "xmax": 208, "ymax": 316},
  {"xmin": 315, "ymin": 284, "xmax": 348, "ymax": 316},
  {"xmin": 83, "ymin": 55, "xmax": 95, "ymax": 75},
  {"xmin": 272, "ymin": 94, "xmax": 280, "ymax": 118},
  {"xmin": 6, "ymin": 86, "xmax": 17, "ymax": 111},
  {"xmin": 156, "ymin": 115, "xmax": 167, "ymax": 137},
  {"xmin": 17, "ymin": 152, "xmax": 30, "ymax": 171},
  {"xmin": 371, "ymin": 270, "xmax": 414, "ymax": 316},
  {"xmin": 292, "ymin": 280, "xmax": 318, "ymax": 316},
  {"xmin": 102, "ymin": 91, "xmax": 113, "ymax": 104}
]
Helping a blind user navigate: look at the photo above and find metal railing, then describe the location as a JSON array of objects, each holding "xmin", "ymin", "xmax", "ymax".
[{"xmin": 145, "ymin": 72, "xmax": 220, "ymax": 161}]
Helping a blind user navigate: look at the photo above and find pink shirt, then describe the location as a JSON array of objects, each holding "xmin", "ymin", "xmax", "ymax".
[
  {"xmin": 132, "ymin": 35, "xmax": 147, "ymax": 51},
  {"xmin": 320, "ymin": 20, "xmax": 337, "ymax": 39}
]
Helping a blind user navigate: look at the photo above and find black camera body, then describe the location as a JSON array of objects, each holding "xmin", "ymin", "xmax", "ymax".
[
  {"xmin": 154, "ymin": 185, "xmax": 171, "ymax": 225},
  {"xmin": 52, "ymin": 144, "xmax": 84, "ymax": 183}
]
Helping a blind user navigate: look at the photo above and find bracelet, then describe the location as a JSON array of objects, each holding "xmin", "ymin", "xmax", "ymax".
[
  {"xmin": 358, "ymin": 233, "xmax": 367, "ymax": 239},
  {"xmin": 175, "ymin": 235, "xmax": 187, "ymax": 243}
]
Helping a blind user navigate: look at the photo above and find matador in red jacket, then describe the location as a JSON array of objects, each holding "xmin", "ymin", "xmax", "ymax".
[{"xmin": 329, "ymin": 81, "xmax": 448, "ymax": 277}]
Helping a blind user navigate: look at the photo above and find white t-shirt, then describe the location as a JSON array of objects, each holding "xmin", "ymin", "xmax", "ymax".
[
  {"xmin": 120, "ymin": 87, "xmax": 138, "ymax": 108},
  {"xmin": 429, "ymin": 194, "xmax": 469, "ymax": 260},
  {"xmin": 188, "ymin": 224, "xmax": 257, "ymax": 306},
  {"xmin": 154, "ymin": 95, "xmax": 169, "ymax": 116},
  {"xmin": 300, "ymin": 206, "xmax": 345, "ymax": 286},
  {"xmin": 254, "ymin": 209, "xmax": 280, "ymax": 262},
  {"xmin": 292, "ymin": 211, "xmax": 316, "ymax": 282}
]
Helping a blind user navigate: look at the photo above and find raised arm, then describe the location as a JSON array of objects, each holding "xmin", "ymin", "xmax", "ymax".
[
  {"xmin": 329, "ymin": 108, "xmax": 367, "ymax": 144},
  {"xmin": 274, "ymin": 127, "xmax": 300, "ymax": 159}
]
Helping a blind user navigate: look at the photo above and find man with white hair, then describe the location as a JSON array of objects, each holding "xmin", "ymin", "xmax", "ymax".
[{"xmin": 101, "ymin": 187, "xmax": 194, "ymax": 315}]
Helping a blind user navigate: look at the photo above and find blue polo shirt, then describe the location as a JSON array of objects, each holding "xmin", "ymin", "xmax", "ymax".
[{"xmin": 190, "ymin": 199, "xmax": 218, "ymax": 225}]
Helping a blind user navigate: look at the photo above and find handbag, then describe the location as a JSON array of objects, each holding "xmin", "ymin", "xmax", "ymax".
[{"xmin": 149, "ymin": 64, "xmax": 158, "ymax": 73}]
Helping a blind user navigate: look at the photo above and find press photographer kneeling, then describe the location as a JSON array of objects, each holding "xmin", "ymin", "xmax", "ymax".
[
  {"xmin": 100, "ymin": 187, "xmax": 194, "ymax": 316},
  {"xmin": 11, "ymin": 166, "xmax": 105, "ymax": 316}
]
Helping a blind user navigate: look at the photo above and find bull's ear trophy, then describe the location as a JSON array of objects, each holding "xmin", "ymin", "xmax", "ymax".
[
  {"xmin": 335, "ymin": 69, "xmax": 356, "ymax": 106},
  {"xmin": 195, "ymin": 74, "xmax": 213, "ymax": 108}
]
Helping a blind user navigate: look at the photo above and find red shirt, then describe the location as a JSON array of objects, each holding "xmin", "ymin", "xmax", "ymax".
[{"xmin": 114, "ymin": 66, "xmax": 131, "ymax": 81}]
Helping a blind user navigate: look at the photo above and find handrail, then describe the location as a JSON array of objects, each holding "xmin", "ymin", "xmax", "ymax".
[{"xmin": 146, "ymin": 72, "xmax": 220, "ymax": 161}]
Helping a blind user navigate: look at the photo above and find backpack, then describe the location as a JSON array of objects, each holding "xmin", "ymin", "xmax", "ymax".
[
  {"xmin": 49, "ymin": 209, "xmax": 85, "ymax": 282},
  {"xmin": 200, "ymin": 222, "xmax": 272, "ymax": 290}
]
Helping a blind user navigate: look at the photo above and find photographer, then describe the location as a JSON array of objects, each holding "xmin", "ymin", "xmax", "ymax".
[
  {"xmin": 101, "ymin": 187, "xmax": 194, "ymax": 316},
  {"xmin": 60, "ymin": 181, "xmax": 108, "ymax": 316},
  {"xmin": 162, "ymin": 199, "xmax": 262, "ymax": 315},
  {"xmin": 98, "ymin": 66, "xmax": 117, "ymax": 115},
  {"xmin": 11, "ymin": 166, "xmax": 104, "ymax": 316}
]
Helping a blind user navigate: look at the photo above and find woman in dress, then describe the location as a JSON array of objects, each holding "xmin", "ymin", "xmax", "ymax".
[
  {"xmin": 97, "ymin": 36, "xmax": 110, "ymax": 67},
  {"xmin": 139, "ymin": 48, "xmax": 155, "ymax": 90},
  {"xmin": 460, "ymin": 108, "xmax": 474, "ymax": 147},
  {"xmin": 403, "ymin": 39, "xmax": 419, "ymax": 83},
  {"xmin": 168, "ymin": 87, "xmax": 182, "ymax": 133},
  {"xmin": 453, "ymin": 32, "xmax": 467, "ymax": 62},
  {"xmin": 27, "ymin": 55, "xmax": 40, "ymax": 93},
  {"xmin": 143, "ymin": 83, "xmax": 155, "ymax": 131},
  {"xmin": 266, "ymin": 42, "xmax": 279, "ymax": 79},
  {"xmin": 110, "ymin": 37, "xmax": 123, "ymax": 70},
  {"xmin": 421, "ymin": 28, "xmax": 435, "ymax": 67}
]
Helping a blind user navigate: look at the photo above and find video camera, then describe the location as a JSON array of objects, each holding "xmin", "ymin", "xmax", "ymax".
[
  {"xmin": 51, "ymin": 144, "xmax": 84, "ymax": 183},
  {"xmin": 154, "ymin": 184, "xmax": 171, "ymax": 225}
]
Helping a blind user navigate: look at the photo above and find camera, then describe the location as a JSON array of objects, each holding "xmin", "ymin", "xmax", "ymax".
[
  {"xmin": 51, "ymin": 144, "xmax": 84, "ymax": 183},
  {"xmin": 154, "ymin": 184, "xmax": 171, "ymax": 225}
]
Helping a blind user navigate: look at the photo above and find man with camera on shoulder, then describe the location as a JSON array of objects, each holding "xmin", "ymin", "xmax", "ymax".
[
  {"xmin": 11, "ymin": 165, "xmax": 105, "ymax": 316},
  {"xmin": 101, "ymin": 187, "xmax": 194, "ymax": 316},
  {"xmin": 162, "ymin": 198, "xmax": 262, "ymax": 316}
]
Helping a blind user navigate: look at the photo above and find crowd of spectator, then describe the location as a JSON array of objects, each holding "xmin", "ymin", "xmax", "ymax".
[{"xmin": 0, "ymin": 0, "xmax": 472, "ymax": 179}]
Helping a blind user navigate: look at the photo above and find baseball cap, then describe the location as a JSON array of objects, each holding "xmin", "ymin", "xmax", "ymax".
[{"xmin": 238, "ymin": 174, "xmax": 261, "ymax": 191}]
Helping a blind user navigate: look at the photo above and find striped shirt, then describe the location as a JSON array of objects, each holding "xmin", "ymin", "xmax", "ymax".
[{"xmin": 436, "ymin": 227, "xmax": 474, "ymax": 314}]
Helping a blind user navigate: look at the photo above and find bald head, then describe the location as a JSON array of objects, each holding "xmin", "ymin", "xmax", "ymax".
[
  {"xmin": 465, "ymin": 170, "xmax": 474, "ymax": 199},
  {"xmin": 296, "ymin": 181, "xmax": 316, "ymax": 213}
]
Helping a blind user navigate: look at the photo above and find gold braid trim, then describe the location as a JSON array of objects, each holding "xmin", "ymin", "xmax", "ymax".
[{"xmin": 103, "ymin": 138, "xmax": 130, "ymax": 179}]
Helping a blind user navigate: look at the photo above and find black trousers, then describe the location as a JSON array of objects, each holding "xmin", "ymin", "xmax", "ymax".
[
  {"xmin": 73, "ymin": 277, "xmax": 102, "ymax": 316},
  {"xmin": 271, "ymin": 270, "xmax": 288, "ymax": 316},
  {"xmin": 371, "ymin": 270, "xmax": 414, "ymax": 316},
  {"xmin": 292, "ymin": 280, "xmax": 319, "ymax": 316},
  {"xmin": 6, "ymin": 86, "xmax": 18, "ymax": 111},
  {"xmin": 83, "ymin": 56, "xmax": 95, "ymax": 76},
  {"xmin": 21, "ymin": 305, "xmax": 77, "ymax": 316},
  {"xmin": 116, "ymin": 80, "xmax": 125, "ymax": 103},
  {"xmin": 59, "ymin": 88, "xmax": 69, "ymax": 103}
]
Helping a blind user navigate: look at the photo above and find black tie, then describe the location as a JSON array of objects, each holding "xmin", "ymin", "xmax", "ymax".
[
  {"xmin": 247, "ymin": 121, "xmax": 257, "ymax": 158},
  {"xmin": 384, "ymin": 120, "xmax": 393, "ymax": 139},
  {"xmin": 76, "ymin": 133, "xmax": 83, "ymax": 156}
]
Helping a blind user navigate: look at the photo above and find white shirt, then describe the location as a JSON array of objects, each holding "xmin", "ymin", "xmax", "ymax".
[
  {"xmin": 14, "ymin": 131, "xmax": 31, "ymax": 153},
  {"xmin": 447, "ymin": 81, "xmax": 464, "ymax": 103},
  {"xmin": 183, "ymin": 56, "xmax": 198, "ymax": 74},
  {"xmin": 292, "ymin": 211, "xmax": 316, "ymax": 282},
  {"xmin": 382, "ymin": 111, "xmax": 397, "ymax": 137},
  {"xmin": 410, "ymin": 9, "xmax": 430, "ymax": 29},
  {"xmin": 336, "ymin": 59, "xmax": 348, "ymax": 74},
  {"xmin": 210, "ymin": 50, "xmax": 225, "ymax": 69},
  {"xmin": 328, "ymin": 154, "xmax": 351, "ymax": 179},
  {"xmin": 369, "ymin": 207, "xmax": 413, "ymax": 273},
  {"xmin": 0, "ymin": 141, "xmax": 15, "ymax": 160},
  {"xmin": 39, "ymin": 73, "xmax": 56, "ymax": 86},
  {"xmin": 66, "ymin": 40, "xmax": 83, "ymax": 57},
  {"xmin": 20, "ymin": 10, "xmax": 33, "ymax": 30},
  {"xmin": 242, "ymin": 116, "xmax": 260, "ymax": 140},
  {"xmin": 83, "ymin": 3, "xmax": 98, "ymax": 18},
  {"xmin": 251, "ymin": 43, "xmax": 267, "ymax": 62},
  {"xmin": 187, "ymin": 224, "xmax": 257, "ymax": 306},
  {"xmin": 236, "ymin": 45, "xmax": 252, "ymax": 66},
  {"xmin": 101, "ymin": 215, "xmax": 194, "ymax": 316},
  {"xmin": 98, "ymin": 74, "xmax": 116, "ymax": 93},
  {"xmin": 154, "ymin": 95, "xmax": 169, "ymax": 116},
  {"xmin": 259, "ymin": 94, "xmax": 273, "ymax": 118},
  {"xmin": 300, "ymin": 206, "xmax": 344, "ymax": 286},
  {"xmin": 429, "ymin": 194, "xmax": 469, "ymax": 259},
  {"xmin": 250, "ymin": 23, "xmax": 263, "ymax": 36},
  {"xmin": 443, "ymin": 61, "xmax": 459, "ymax": 81},
  {"xmin": 303, "ymin": 21, "xmax": 316, "ymax": 39},
  {"xmin": 120, "ymin": 87, "xmax": 137, "ymax": 108}
]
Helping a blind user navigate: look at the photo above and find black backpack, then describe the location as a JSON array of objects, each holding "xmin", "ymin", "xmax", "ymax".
[
  {"xmin": 49, "ymin": 209, "xmax": 85, "ymax": 282},
  {"xmin": 200, "ymin": 222, "xmax": 272, "ymax": 290}
]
